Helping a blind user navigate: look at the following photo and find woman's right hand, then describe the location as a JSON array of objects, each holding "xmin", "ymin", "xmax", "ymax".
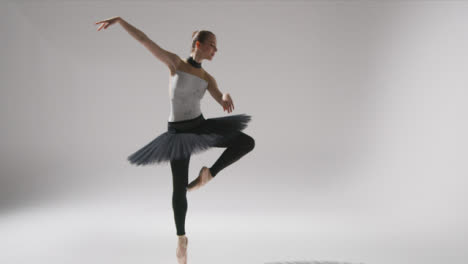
[{"xmin": 95, "ymin": 16, "xmax": 121, "ymax": 31}]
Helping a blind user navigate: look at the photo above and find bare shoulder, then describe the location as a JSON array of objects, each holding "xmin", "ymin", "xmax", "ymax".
[
  {"xmin": 173, "ymin": 53, "xmax": 183, "ymax": 68},
  {"xmin": 202, "ymin": 69, "xmax": 215, "ymax": 83},
  {"xmin": 170, "ymin": 53, "xmax": 183, "ymax": 75}
]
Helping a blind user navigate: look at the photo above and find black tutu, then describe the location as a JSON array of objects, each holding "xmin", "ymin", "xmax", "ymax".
[{"xmin": 127, "ymin": 113, "xmax": 252, "ymax": 166}]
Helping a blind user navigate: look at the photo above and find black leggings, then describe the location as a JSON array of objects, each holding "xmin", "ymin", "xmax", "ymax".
[{"xmin": 170, "ymin": 131, "xmax": 255, "ymax": 236}]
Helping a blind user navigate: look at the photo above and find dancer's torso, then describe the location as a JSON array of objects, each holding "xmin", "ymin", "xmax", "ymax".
[{"xmin": 168, "ymin": 61, "xmax": 210, "ymax": 122}]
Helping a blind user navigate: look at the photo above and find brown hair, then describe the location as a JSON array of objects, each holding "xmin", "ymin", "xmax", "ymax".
[{"xmin": 191, "ymin": 30, "xmax": 215, "ymax": 52}]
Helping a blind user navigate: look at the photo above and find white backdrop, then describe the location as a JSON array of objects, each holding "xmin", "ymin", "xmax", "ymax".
[{"xmin": 1, "ymin": 1, "xmax": 467, "ymax": 264}]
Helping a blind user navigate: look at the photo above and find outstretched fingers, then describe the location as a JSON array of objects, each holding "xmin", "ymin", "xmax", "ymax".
[
  {"xmin": 95, "ymin": 17, "xmax": 119, "ymax": 31},
  {"xmin": 96, "ymin": 22, "xmax": 107, "ymax": 31}
]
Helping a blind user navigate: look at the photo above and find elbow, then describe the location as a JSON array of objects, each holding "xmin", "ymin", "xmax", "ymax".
[{"xmin": 138, "ymin": 33, "xmax": 149, "ymax": 43}]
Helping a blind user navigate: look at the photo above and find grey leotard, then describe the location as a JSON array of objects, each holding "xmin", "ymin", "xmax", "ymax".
[{"xmin": 168, "ymin": 70, "xmax": 208, "ymax": 122}]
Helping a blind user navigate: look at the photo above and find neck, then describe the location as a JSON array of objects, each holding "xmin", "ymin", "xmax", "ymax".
[
  {"xmin": 188, "ymin": 54, "xmax": 202, "ymax": 68},
  {"xmin": 191, "ymin": 54, "xmax": 203, "ymax": 63}
]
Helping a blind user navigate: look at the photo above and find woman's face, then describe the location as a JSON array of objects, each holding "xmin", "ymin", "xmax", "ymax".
[{"xmin": 200, "ymin": 35, "xmax": 217, "ymax": 60}]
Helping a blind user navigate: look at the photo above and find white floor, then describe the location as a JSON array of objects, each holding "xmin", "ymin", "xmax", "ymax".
[{"xmin": 1, "ymin": 189, "xmax": 466, "ymax": 264}]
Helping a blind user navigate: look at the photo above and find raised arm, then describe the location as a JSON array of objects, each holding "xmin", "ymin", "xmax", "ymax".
[
  {"xmin": 95, "ymin": 16, "xmax": 181, "ymax": 73},
  {"xmin": 205, "ymin": 72, "xmax": 234, "ymax": 113}
]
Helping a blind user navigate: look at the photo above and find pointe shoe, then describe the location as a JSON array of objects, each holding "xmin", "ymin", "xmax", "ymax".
[
  {"xmin": 176, "ymin": 236, "xmax": 188, "ymax": 264},
  {"xmin": 187, "ymin": 166, "xmax": 213, "ymax": 192}
]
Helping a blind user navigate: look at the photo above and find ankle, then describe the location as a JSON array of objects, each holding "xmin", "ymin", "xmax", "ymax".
[{"xmin": 208, "ymin": 167, "xmax": 216, "ymax": 177}]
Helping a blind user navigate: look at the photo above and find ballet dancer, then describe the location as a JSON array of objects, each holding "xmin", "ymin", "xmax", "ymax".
[{"xmin": 95, "ymin": 16, "xmax": 255, "ymax": 264}]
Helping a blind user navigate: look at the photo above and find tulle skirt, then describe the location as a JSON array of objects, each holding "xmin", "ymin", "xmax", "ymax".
[{"xmin": 127, "ymin": 113, "xmax": 252, "ymax": 166}]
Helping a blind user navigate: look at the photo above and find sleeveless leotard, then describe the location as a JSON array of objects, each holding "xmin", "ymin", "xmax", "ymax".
[{"xmin": 168, "ymin": 70, "xmax": 208, "ymax": 122}]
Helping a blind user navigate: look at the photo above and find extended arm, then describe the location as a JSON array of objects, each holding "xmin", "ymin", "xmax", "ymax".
[
  {"xmin": 118, "ymin": 18, "xmax": 180, "ymax": 72},
  {"xmin": 95, "ymin": 16, "xmax": 180, "ymax": 72},
  {"xmin": 116, "ymin": 17, "xmax": 146, "ymax": 42}
]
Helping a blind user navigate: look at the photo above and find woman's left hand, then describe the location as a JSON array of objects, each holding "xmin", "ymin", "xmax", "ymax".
[{"xmin": 222, "ymin": 93, "xmax": 234, "ymax": 113}]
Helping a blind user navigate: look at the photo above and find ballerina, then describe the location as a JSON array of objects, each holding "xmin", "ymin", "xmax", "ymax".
[{"xmin": 95, "ymin": 17, "xmax": 255, "ymax": 264}]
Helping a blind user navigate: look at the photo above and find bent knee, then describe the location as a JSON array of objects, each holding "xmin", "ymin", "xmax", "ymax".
[{"xmin": 243, "ymin": 135, "xmax": 255, "ymax": 152}]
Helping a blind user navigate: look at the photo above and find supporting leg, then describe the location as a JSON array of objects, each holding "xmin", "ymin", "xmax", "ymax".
[{"xmin": 170, "ymin": 156, "xmax": 190, "ymax": 236}]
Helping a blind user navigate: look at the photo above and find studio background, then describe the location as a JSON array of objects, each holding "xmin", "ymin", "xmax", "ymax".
[{"xmin": 1, "ymin": 1, "xmax": 467, "ymax": 264}]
